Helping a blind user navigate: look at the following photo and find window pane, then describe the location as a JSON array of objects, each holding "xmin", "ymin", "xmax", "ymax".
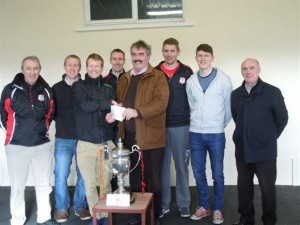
[
  {"xmin": 138, "ymin": 0, "xmax": 182, "ymax": 19},
  {"xmin": 90, "ymin": 0, "xmax": 132, "ymax": 20}
]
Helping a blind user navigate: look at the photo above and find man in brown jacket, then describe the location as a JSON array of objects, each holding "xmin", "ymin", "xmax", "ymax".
[{"xmin": 116, "ymin": 40, "xmax": 169, "ymax": 225}]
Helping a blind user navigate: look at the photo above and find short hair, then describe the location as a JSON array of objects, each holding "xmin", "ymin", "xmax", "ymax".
[
  {"xmin": 21, "ymin": 56, "xmax": 41, "ymax": 70},
  {"xmin": 162, "ymin": 37, "xmax": 180, "ymax": 51},
  {"xmin": 110, "ymin": 49, "xmax": 125, "ymax": 60},
  {"xmin": 86, "ymin": 53, "xmax": 104, "ymax": 67},
  {"xmin": 130, "ymin": 40, "xmax": 152, "ymax": 56},
  {"xmin": 241, "ymin": 58, "xmax": 261, "ymax": 69},
  {"xmin": 196, "ymin": 44, "xmax": 214, "ymax": 56},
  {"xmin": 64, "ymin": 54, "xmax": 81, "ymax": 68}
]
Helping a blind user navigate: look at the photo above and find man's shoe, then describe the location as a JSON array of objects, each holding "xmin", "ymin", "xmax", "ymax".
[
  {"xmin": 75, "ymin": 208, "xmax": 92, "ymax": 220},
  {"xmin": 213, "ymin": 210, "xmax": 224, "ymax": 224},
  {"xmin": 53, "ymin": 210, "xmax": 69, "ymax": 223},
  {"xmin": 154, "ymin": 219, "xmax": 161, "ymax": 225},
  {"xmin": 37, "ymin": 219, "xmax": 60, "ymax": 225},
  {"xmin": 158, "ymin": 208, "xmax": 170, "ymax": 219},
  {"xmin": 190, "ymin": 206, "xmax": 211, "ymax": 220},
  {"xmin": 232, "ymin": 222, "xmax": 244, "ymax": 225},
  {"xmin": 179, "ymin": 208, "xmax": 191, "ymax": 218},
  {"xmin": 232, "ymin": 221, "xmax": 253, "ymax": 225}
]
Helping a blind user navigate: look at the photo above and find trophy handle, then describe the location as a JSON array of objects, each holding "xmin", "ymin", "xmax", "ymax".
[
  {"xmin": 102, "ymin": 145, "xmax": 114, "ymax": 173},
  {"xmin": 129, "ymin": 144, "xmax": 141, "ymax": 173}
]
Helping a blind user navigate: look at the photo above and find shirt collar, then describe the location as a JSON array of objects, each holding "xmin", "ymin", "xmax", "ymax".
[{"xmin": 131, "ymin": 66, "xmax": 148, "ymax": 76}]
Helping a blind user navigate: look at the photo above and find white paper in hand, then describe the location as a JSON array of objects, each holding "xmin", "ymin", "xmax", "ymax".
[{"xmin": 111, "ymin": 105, "xmax": 126, "ymax": 121}]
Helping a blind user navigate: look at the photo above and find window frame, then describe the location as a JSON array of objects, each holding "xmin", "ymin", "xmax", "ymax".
[{"xmin": 75, "ymin": 0, "xmax": 193, "ymax": 31}]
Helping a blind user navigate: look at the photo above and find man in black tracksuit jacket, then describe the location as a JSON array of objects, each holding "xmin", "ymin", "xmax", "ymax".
[{"xmin": 0, "ymin": 56, "xmax": 58, "ymax": 225}]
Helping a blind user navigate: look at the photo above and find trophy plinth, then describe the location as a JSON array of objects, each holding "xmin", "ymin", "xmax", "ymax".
[{"xmin": 103, "ymin": 139, "xmax": 140, "ymax": 205}]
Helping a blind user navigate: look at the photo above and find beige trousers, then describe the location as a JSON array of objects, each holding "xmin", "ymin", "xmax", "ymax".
[
  {"xmin": 77, "ymin": 140, "xmax": 115, "ymax": 217},
  {"xmin": 5, "ymin": 142, "xmax": 53, "ymax": 225}
]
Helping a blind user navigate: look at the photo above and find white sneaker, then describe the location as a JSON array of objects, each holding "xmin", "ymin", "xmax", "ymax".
[{"xmin": 213, "ymin": 210, "xmax": 224, "ymax": 224}]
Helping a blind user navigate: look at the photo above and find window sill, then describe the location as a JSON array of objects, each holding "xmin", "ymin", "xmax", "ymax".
[{"xmin": 75, "ymin": 21, "xmax": 194, "ymax": 32}]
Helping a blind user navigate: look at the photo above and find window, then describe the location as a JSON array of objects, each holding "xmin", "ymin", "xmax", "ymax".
[{"xmin": 76, "ymin": 0, "xmax": 193, "ymax": 31}]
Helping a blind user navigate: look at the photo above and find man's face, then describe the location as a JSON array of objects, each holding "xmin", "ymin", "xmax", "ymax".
[
  {"xmin": 241, "ymin": 59, "xmax": 260, "ymax": 86},
  {"xmin": 110, "ymin": 52, "xmax": 125, "ymax": 73},
  {"xmin": 195, "ymin": 50, "xmax": 214, "ymax": 71},
  {"xmin": 22, "ymin": 60, "xmax": 40, "ymax": 85},
  {"xmin": 162, "ymin": 44, "xmax": 180, "ymax": 66},
  {"xmin": 64, "ymin": 57, "xmax": 81, "ymax": 80},
  {"xmin": 86, "ymin": 58, "xmax": 103, "ymax": 79},
  {"xmin": 131, "ymin": 47, "xmax": 150, "ymax": 72}
]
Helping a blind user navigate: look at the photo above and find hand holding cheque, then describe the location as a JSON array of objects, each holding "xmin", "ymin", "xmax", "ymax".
[{"xmin": 106, "ymin": 101, "xmax": 139, "ymax": 123}]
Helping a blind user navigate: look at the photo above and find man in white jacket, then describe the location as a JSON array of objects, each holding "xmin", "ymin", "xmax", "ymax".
[{"xmin": 186, "ymin": 44, "xmax": 232, "ymax": 225}]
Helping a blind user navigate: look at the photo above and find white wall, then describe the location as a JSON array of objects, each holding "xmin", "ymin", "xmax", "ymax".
[{"xmin": 0, "ymin": 0, "xmax": 299, "ymax": 186}]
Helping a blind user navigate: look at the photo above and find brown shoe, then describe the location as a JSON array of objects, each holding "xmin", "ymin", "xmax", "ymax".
[
  {"xmin": 75, "ymin": 208, "xmax": 92, "ymax": 220},
  {"xmin": 54, "ymin": 210, "xmax": 69, "ymax": 223}
]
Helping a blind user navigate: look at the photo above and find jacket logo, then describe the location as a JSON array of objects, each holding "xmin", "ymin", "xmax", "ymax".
[
  {"xmin": 179, "ymin": 77, "xmax": 186, "ymax": 84},
  {"xmin": 38, "ymin": 94, "xmax": 45, "ymax": 101}
]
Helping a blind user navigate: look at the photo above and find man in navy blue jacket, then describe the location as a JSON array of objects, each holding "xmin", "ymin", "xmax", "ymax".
[
  {"xmin": 156, "ymin": 38, "xmax": 193, "ymax": 219},
  {"xmin": 231, "ymin": 58, "xmax": 288, "ymax": 225},
  {"xmin": 72, "ymin": 53, "xmax": 115, "ymax": 225}
]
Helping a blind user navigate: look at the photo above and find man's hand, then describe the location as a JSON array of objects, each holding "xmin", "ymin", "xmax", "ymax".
[
  {"xmin": 105, "ymin": 112, "xmax": 115, "ymax": 123},
  {"xmin": 123, "ymin": 108, "xmax": 138, "ymax": 120},
  {"xmin": 112, "ymin": 100, "xmax": 122, "ymax": 106}
]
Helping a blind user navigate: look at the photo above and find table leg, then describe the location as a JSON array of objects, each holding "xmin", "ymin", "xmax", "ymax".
[
  {"xmin": 108, "ymin": 213, "xmax": 113, "ymax": 225},
  {"xmin": 151, "ymin": 198, "xmax": 154, "ymax": 225},
  {"xmin": 92, "ymin": 211, "xmax": 97, "ymax": 225},
  {"xmin": 141, "ymin": 212, "xmax": 146, "ymax": 225}
]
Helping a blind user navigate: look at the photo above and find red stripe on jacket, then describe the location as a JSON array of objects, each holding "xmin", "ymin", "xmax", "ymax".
[
  {"xmin": 4, "ymin": 98, "xmax": 15, "ymax": 145},
  {"xmin": 45, "ymin": 99, "xmax": 54, "ymax": 137}
]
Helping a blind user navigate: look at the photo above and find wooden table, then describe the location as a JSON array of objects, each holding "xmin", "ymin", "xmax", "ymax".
[{"xmin": 92, "ymin": 192, "xmax": 154, "ymax": 225}]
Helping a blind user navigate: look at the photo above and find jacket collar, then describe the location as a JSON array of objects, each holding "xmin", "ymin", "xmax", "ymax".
[
  {"xmin": 12, "ymin": 73, "xmax": 49, "ymax": 90},
  {"xmin": 125, "ymin": 64, "xmax": 155, "ymax": 80},
  {"xmin": 239, "ymin": 78, "xmax": 263, "ymax": 96},
  {"xmin": 84, "ymin": 73, "xmax": 102, "ymax": 84}
]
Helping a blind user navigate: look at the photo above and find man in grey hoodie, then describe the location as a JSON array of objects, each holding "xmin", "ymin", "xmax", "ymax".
[{"xmin": 186, "ymin": 44, "xmax": 232, "ymax": 225}]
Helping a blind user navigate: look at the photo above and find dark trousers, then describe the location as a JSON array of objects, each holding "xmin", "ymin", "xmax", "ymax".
[
  {"xmin": 236, "ymin": 159, "xmax": 277, "ymax": 225},
  {"xmin": 124, "ymin": 132, "xmax": 164, "ymax": 219}
]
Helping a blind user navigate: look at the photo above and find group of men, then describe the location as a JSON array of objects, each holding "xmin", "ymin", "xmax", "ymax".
[{"xmin": 0, "ymin": 38, "xmax": 288, "ymax": 225}]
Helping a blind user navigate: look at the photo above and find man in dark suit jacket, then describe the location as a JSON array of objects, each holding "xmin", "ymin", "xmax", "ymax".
[{"xmin": 231, "ymin": 58, "xmax": 288, "ymax": 225}]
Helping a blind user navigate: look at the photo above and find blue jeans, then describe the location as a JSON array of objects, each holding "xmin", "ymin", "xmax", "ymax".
[
  {"xmin": 54, "ymin": 138, "xmax": 87, "ymax": 212},
  {"xmin": 189, "ymin": 132, "xmax": 225, "ymax": 211}
]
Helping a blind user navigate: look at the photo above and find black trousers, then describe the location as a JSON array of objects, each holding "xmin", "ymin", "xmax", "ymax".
[
  {"xmin": 236, "ymin": 159, "xmax": 277, "ymax": 225},
  {"xmin": 124, "ymin": 132, "xmax": 164, "ymax": 219}
]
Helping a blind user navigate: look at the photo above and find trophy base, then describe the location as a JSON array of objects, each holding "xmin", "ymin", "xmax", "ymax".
[{"xmin": 113, "ymin": 189, "xmax": 135, "ymax": 204}]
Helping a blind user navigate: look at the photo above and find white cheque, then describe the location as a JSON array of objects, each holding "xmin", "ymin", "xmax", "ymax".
[{"xmin": 111, "ymin": 105, "xmax": 126, "ymax": 122}]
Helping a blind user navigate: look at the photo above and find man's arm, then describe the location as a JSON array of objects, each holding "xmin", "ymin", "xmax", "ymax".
[
  {"xmin": 223, "ymin": 76, "xmax": 233, "ymax": 126},
  {"xmin": 272, "ymin": 88, "xmax": 288, "ymax": 137},
  {"xmin": 186, "ymin": 79, "xmax": 194, "ymax": 113}
]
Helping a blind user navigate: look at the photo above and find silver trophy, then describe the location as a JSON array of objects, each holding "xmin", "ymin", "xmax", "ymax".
[{"xmin": 103, "ymin": 139, "xmax": 140, "ymax": 203}]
